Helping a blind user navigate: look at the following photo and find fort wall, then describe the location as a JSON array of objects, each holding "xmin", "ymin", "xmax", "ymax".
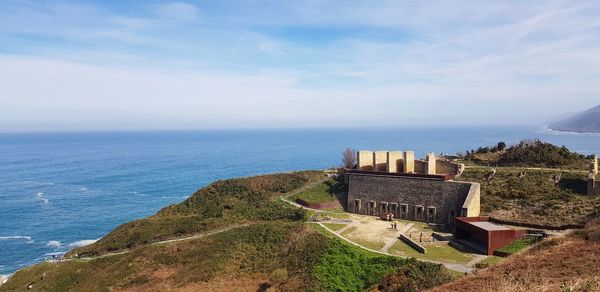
[
  {"xmin": 346, "ymin": 173, "xmax": 477, "ymax": 226},
  {"xmin": 404, "ymin": 151, "xmax": 415, "ymax": 173},
  {"xmin": 387, "ymin": 151, "xmax": 403, "ymax": 173},
  {"xmin": 357, "ymin": 150, "xmax": 374, "ymax": 170},
  {"xmin": 374, "ymin": 151, "xmax": 388, "ymax": 172},
  {"xmin": 355, "ymin": 150, "xmax": 462, "ymax": 176}
]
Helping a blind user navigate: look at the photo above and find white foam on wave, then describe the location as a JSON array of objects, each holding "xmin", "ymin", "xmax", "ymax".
[
  {"xmin": 1, "ymin": 274, "xmax": 9, "ymax": 285},
  {"xmin": 69, "ymin": 239, "xmax": 99, "ymax": 248},
  {"xmin": 46, "ymin": 240, "xmax": 61, "ymax": 248},
  {"xmin": 0, "ymin": 236, "xmax": 32, "ymax": 243},
  {"xmin": 36, "ymin": 192, "xmax": 49, "ymax": 204}
]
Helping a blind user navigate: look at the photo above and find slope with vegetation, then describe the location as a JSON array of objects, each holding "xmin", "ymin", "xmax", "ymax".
[
  {"xmin": 457, "ymin": 168, "xmax": 599, "ymax": 227},
  {"xmin": 2, "ymin": 171, "xmax": 456, "ymax": 291},
  {"xmin": 463, "ymin": 139, "xmax": 591, "ymax": 168},
  {"xmin": 428, "ymin": 219, "xmax": 600, "ymax": 292},
  {"xmin": 68, "ymin": 171, "xmax": 323, "ymax": 257}
]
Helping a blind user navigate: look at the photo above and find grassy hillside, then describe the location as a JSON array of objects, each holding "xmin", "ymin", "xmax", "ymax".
[
  {"xmin": 1, "ymin": 223, "xmax": 455, "ymax": 291},
  {"xmin": 464, "ymin": 139, "xmax": 590, "ymax": 169},
  {"xmin": 428, "ymin": 220, "xmax": 600, "ymax": 292},
  {"xmin": 458, "ymin": 168, "xmax": 599, "ymax": 227},
  {"xmin": 289, "ymin": 177, "xmax": 346, "ymax": 203},
  {"xmin": 68, "ymin": 171, "xmax": 324, "ymax": 257}
]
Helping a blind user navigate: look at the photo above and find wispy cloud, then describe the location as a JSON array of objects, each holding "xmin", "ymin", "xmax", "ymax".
[{"xmin": 0, "ymin": 0, "xmax": 599, "ymax": 131}]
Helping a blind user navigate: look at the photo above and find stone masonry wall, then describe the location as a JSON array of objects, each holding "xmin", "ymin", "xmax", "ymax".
[{"xmin": 347, "ymin": 173, "xmax": 475, "ymax": 226}]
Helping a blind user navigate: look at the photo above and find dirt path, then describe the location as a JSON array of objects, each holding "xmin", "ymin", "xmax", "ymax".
[{"xmin": 53, "ymin": 223, "xmax": 253, "ymax": 263}]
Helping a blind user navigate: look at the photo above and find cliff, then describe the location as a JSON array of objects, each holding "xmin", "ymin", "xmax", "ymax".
[{"xmin": 550, "ymin": 104, "xmax": 600, "ymax": 133}]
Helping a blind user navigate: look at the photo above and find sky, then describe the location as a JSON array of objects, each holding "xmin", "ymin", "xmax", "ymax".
[{"xmin": 1, "ymin": 0, "xmax": 599, "ymax": 132}]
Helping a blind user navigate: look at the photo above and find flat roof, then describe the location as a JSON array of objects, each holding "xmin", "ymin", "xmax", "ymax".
[{"xmin": 469, "ymin": 221, "xmax": 511, "ymax": 231}]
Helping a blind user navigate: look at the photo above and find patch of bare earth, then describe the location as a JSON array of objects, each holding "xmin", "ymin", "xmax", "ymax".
[{"xmin": 428, "ymin": 233, "xmax": 600, "ymax": 292}]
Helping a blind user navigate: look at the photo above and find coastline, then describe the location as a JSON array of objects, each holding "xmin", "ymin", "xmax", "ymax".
[{"xmin": 541, "ymin": 126, "xmax": 600, "ymax": 136}]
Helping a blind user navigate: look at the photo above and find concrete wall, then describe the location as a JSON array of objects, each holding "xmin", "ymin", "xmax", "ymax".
[
  {"xmin": 374, "ymin": 151, "xmax": 388, "ymax": 172},
  {"xmin": 387, "ymin": 151, "xmax": 403, "ymax": 173},
  {"xmin": 426, "ymin": 153, "xmax": 436, "ymax": 175},
  {"xmin": 347, "ymin": 173, "xmax": 476, "ymax": 226},
  {"xmin": 404, "ymin": 151, "xmax": 415, "ymax": 173},
  {"xmin": 436, "ymin": 160, "xmax": 461, "ymax": 175},
  {"xmin": 357, "ymin": 150, "xmax": 374, "ymax": 170},
  {"xmin": 414, "ymin": 160, "xmax": 427, "ymax": 174},
  {"xmin": 461, "ymin": 183, "xmax": 481, "ymax": 217}
]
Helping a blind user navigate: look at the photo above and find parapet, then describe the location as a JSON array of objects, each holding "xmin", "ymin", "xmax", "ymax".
[
  {"xmin": 357, "ymin": 150, "xmax": 374, "ymax": 170},
  {"xmin": 353, "ymin": 149, "xmax": 462, "ymax": 176}
]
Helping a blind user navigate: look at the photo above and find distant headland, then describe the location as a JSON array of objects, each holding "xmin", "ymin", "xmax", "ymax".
[{"xmin": 548, "ymin": 104, "xmax": 600, "ymax": 133}]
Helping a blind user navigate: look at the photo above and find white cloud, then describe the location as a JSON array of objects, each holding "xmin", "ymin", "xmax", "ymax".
[{"xmin": 0, "ymin": 1, "xmax": 599, "ymax": 131}]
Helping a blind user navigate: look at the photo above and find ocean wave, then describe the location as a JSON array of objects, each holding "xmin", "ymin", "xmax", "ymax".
[
  {"xmin": 69, "ymin": 239, "xmax": 99, "ymax": 248},
  {"xmin": 0, "ymin": 236, "xmax": 32, "ymax": 241},
  {"xmin": 44, "ymin": 252, "xmax": 65, "ymax": 256},
  {"xmin": 46, "ymin": 240, "xmax": 61, "ymax": 248},
  {"xmin": 1, "ymin": 274, "xmax": 9, "ymax": 285},
  {"xmin": 36, "ymin": 192, "xmax": 49, "ymax": 204}
]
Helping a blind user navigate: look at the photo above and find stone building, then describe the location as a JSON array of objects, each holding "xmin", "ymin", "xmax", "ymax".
[{"xmin": 347, "ymin": 150, "xmax": 479, "ymax": 228}]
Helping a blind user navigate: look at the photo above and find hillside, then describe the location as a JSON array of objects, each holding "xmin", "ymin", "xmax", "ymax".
[
  {"xmin": 550, "ymin": 104, "xmax": 600, "ymax": 133},
  {"xmin": 457, "ymin": 168, "xmax": 599, "ymax": 227},
  {"xmin": 1, "ymin": 171, "xmax": 455, "ymax": 291},
  {"xmin": 428, "ymin": 220, "xmax": 600, "ymax": 291},
  {"xmin": 463, "ymin": 139, "xmax": 590, "ymax": 168}
]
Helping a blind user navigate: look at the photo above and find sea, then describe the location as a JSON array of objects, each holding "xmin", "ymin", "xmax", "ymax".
[{"xmin": 1, "ymin": 127, "xmax": 599, "ymax": 276}]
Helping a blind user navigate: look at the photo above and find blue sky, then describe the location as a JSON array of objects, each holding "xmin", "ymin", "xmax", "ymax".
[{"xmin": 1, "ymin": 0, "xmax": 599, "ymax": 131}]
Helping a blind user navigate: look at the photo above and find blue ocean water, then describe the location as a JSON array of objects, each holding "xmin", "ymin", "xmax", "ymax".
[{"xmin": 1, "ymin": 127, "xmax": 599, "ymax": 275}]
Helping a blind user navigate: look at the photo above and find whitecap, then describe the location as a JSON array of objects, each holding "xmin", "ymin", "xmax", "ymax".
[
  {"xmin": 45, "ymin": 252, "xmax": 65, "ymax": 256},
  {"xmin": 46, "ymin": 240, "xmax": 61, "ymax": 248},
  {"xmin": 36, "ymin": 192, "xmax": 49, "ymax": 204},
  {"xmin": 1, "ymin": 274, "xmax": 9, "ymax": 285},
  {"xmin": 68, "ymin": 239, "xmax": 99, "ymax": 248},
  {"xmin": 0, "ymin": 236, "xmax": 32, "ymax": 241}
]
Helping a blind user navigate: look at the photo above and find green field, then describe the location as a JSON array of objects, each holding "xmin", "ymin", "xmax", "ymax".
[
  {"xmin": 388, "ymin": 241, "xmax": 475, "ymax": 265},
  {"xmin": 289, "ymin": 178, "xmax": 344, "ymax": 203}
]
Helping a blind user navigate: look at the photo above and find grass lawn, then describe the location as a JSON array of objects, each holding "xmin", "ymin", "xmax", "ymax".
[
  {"xmin": 289, "ymin": 178, "xmax": 344, "ymax": 203},
  {"xmin": 388, "ymin": 241, "xmax": 475, "ymax": 264},
  {"xmin": 351, "ymin": 238, "xmax": 386, "ymax": 251},
  {"xmin": 477, "ymin": 256, "xmax": 504, "ymax": 267},
  {"xmin": 323, "ymin": 223, "xmax": 348, "ymax": 232},
  {"xmin": 495, "ymin": 237, "xmax": 537, "ymax": 255}
]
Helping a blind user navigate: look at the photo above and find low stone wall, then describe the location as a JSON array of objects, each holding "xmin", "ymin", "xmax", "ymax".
[
  {"xmin": 295, "ymin": 199, "xmax": 339, "ymax": 210},
  {"xmin": 432, "ymin": 232, "xmax": 452, "ymax": 241},
  {"xmin": 399, "ymin": 234, "xmax": 427, "ymax": 253}
]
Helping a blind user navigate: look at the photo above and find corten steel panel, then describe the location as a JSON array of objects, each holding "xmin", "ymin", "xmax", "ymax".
[{"xmin": 455, "ymin": 217, "xmax": 524, "ymax": 255}]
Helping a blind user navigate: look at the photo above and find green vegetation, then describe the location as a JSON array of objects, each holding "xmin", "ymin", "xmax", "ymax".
[
  {"xmin": 495, "ymin": 237, "xmax": 538, "ymax": 256},
  {"xmin": 388, "ymin": 241, "xmax": 475, "ymax": 265},
  {"xmin": 314, "ymin": 239, "xmax": 454, "ymax": 292},
  {"xmin": 464, "ymin": 139, "xmax": 591, "ymax": 168},
  {"xmin": 476, "ymin": 256, "xmax": 504, "ymax": 268},
  {"xmin": 3, "ymin": 223, "xmax": 454, "ymax": 292},
  {"xmin": 457, "ymin": 168, "xmax": 600, "ymax": 226},
  {"xmin": 289, "ymin": 177, "xmax": 345, "ymax": 203},
  {"xmin": 69, "ymin": 171, "xmax": 325, "ymax": 257}
]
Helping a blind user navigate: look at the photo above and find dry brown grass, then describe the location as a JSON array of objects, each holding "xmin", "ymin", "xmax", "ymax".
[{"xmin": 428, "ymin": 230, "xmax": 600, "ymax": 292}]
